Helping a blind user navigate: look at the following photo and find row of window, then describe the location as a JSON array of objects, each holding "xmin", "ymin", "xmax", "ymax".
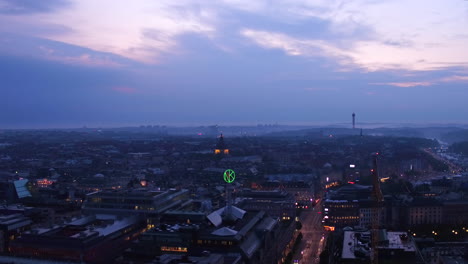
[
  {"xmin": 327, "ymin": 205, "xmax": 358, "ymax": 208},
  {"xmin": 160, "ymin": 246, "xmax": 187, "ymax": 252},
  {"xmin": 410, "ymin": 208, "xmax": 441, "ymax": 212},
  {"xmin": 330, "ymin": 216, "xmax": 359, "ymax": 220},
  {"xmin": 196, "ymin": 240, "xmax": 234, "ymax": 246}
]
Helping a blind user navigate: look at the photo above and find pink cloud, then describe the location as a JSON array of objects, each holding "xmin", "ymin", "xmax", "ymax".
[
  {"xmin": 371, "ymin": 75, "xmax": 468, "ymax": 88},
  {"xmin": 37, "ymin": 46, "xmax": 123, "ymax": 68},
  {"xmin": 112, "ymin": 87, "xmax": 137, "ymax": 94},
  {"xmin": 372, "ymin": 82, "xmax": 433, "ymax": 87},
  {"xmin": 47, "ymin": 53, "xmax": 123, "ymax": 68},
  {"xmin": 440, "ymin": 75, "xmax": 468, "ymax": 82}
]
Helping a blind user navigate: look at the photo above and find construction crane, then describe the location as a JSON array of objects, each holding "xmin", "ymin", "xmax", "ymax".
[{"xmin": 370, "ymin": 152, "xmax": 384, "ymax": 264}]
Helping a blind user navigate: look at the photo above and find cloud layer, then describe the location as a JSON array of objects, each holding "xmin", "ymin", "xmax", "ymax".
[
  {"xmin": 1, "ymin": 0, "xmax": 468, "ymax": 70},
  {"xmin": 1, "ymin": 0, "xmax": 468, "ymax": 127}
]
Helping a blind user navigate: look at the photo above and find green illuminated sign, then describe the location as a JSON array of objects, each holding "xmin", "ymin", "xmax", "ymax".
[{"xmin": 223, "ymin": 169, "xmax": 236, "ymax": 183}]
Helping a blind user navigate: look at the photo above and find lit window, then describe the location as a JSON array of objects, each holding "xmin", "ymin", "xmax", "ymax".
[{"xmin": 161, "ymin": 246, "xmax": 188, "ymax": 252}]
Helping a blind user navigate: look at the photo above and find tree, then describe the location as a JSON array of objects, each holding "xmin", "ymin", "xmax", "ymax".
[{"xmin": 296, "ymin": 221, "xmax": 303, "ymax": 230}]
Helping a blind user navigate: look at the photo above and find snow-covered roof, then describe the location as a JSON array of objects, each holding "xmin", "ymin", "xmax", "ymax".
[
  {"xmin": 240, "ymin": 233, "xmax": 261, "ymax": 258},
  {"xmin": 214, "ymin": 206, "xmax": 246, "ymax": 220},
  {"xmin": 207, "ymin": 211, "xmax": 223, "ymax": 227},
  {"xmin": 68, "ymin": 216, "xmax": 95, "ymax": 226},
  {"xmin": 207, "ymin": 205, "xmax": 246, "ymax": 226},
  {"xmin": 95, "ymin": 217, "xmax": 138, "ymax": 236},
  {"xmin": 211, "ymin": 227, "xmax": 238, "ymax": 236}
]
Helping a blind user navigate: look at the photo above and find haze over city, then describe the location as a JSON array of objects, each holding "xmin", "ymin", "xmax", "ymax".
[
  {"xmin": 3, "ymin": 2, "xmax": 468, "ymax": 264},
  {"xmin": 1, "ymin": 0, "xmax": 468, "ymax": 128}
]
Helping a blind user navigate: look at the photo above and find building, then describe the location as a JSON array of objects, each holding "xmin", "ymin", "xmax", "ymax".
[
  {"xmin": 341, "ymin": 230, "xmax": 418, "ymax": 263},
  {"xmin": 236, "ymin": 189, "xmax": 295, "ymax": 221},
  {"xmin": 82, "ymin": 188, "xmax": 189, "ymax": 224},
  {"xmin": 407, "ymin": 198, "xmax": 443, "ymax": 226},
  {"xmin": 442, "ymin": 200, "xmax": 468, "ymax": 225},
  {"xmin": 126, "ymin": 205, "xmax": 293, "ymax": 264},
  {"xmin": 160, "ymin": 200, "xmax": 211, "ymax": 224},
  {"xmin": 0, "ymin": 214, "xmax": 32, "ymax": 253},
  {"xmin": 326, "ymin": 184, "xmax": 373, "ymax": 201},
  {"xmin": 9, "ymin": 215, "xmax": 144, "ymax": 263},
  {"xmin": 151, "ymin": 253, "xmax": 236, "ymax": 264},
  {"xmin": 358, "ymin": 204, "xmax": 386, "ymax": 229},
  {"xmin": 418, "ymin": 240, "xmax": 468, "ymax": 264},
  {"xmin": 257, "ymin": 180, "xmax": 315, "ymax": 208},
  {"xmin": 322, "ymin": 184, "xmax": 372, "ymax": 228},
  {"xmin": 0, "ymin": 179, "xmax": 32, "ymax": 203},
  {"xmin": 323, "ymin": 199, "xmax": 360, "ymax": 228},
  {"xmin": 214, "ymin": 134, "xmax": 229, "ymax": 155}
]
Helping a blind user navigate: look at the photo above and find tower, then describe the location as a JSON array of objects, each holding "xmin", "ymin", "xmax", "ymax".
[
  {"xmin": 370, "ymin": 153, "xmax": 384, "ymax": 264},
  {"xmin": 214, "ymin": 134, "xmax": 229, "ymax": 155},
  {"xmin": 352, "ymin": 112, "xmax": 356, "ymax": 129},
  {"xmin": 371, "ymin": 153, "xmax": 384, "ymax": 206},
  {"xmin": 224, "ymin": 169, "xmax": 235, "ymax": 220}
]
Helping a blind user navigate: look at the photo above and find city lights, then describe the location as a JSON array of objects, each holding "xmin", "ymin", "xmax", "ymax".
[{"xmin": 0, "ymin": 0, "xmax": 466, "ymax": 262}]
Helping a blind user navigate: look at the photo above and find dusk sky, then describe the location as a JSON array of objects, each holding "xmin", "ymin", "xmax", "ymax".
[{"xmin": 1, "ymin": 0, "xmax": 468, "ymax": 128}]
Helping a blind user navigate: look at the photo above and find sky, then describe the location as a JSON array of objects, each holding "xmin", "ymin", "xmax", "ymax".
[{"xmin": 1, "ymin": 0, "xmax": 468, "ymax": 128}]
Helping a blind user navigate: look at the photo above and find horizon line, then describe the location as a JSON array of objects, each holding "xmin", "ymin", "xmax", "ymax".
[{"xmin": 2, "ymin": 121, "xmax": 468, "ymax": 131}]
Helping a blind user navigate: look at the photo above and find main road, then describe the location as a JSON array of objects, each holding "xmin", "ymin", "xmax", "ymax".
[
  {"xmin": 423, "ymin": 147, "xmax": 462, "ymax": 174},
  {"xmin": 293, "ymin": 201, "xmax": 327, "ymax": 264}
]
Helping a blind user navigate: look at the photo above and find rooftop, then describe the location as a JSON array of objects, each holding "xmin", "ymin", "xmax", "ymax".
[
  {"xmin": 342, "ymin": 230, "xmax": 416, "ymax": 260},
  {"xmin": 0, "ymin": 213, "xmax": 32, "ymax": 228},
  {"xmin": 88, "ymin": 188, "xmax": 166, "ymax": 198},
  {"xmin": 25, "ymin": 214, "xmax": 140, "ymax": 239}
]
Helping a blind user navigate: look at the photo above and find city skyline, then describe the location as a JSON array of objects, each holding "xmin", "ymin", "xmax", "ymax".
[{"xmin": 1, "ymin": 0, "xmax": 468, "ymax": 128}]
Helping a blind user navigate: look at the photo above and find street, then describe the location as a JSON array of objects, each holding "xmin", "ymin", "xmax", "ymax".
[
  {"xmin": 423, "ymin": 147, "xmax": 462, "ymax": 174},
  {"xmin": 293, "ymin": 202, "xmax": 327, "ymax": 264}
]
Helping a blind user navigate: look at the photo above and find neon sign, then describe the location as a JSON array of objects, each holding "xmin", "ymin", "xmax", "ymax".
[{"xmin": 223, "ymin": 169, "xmax": 236, "ymax": 183}]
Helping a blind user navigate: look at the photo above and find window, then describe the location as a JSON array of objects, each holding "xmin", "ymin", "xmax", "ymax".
[{"xmin": 161, "ymin": 246, "xmax": 187, "ymax": 252}]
